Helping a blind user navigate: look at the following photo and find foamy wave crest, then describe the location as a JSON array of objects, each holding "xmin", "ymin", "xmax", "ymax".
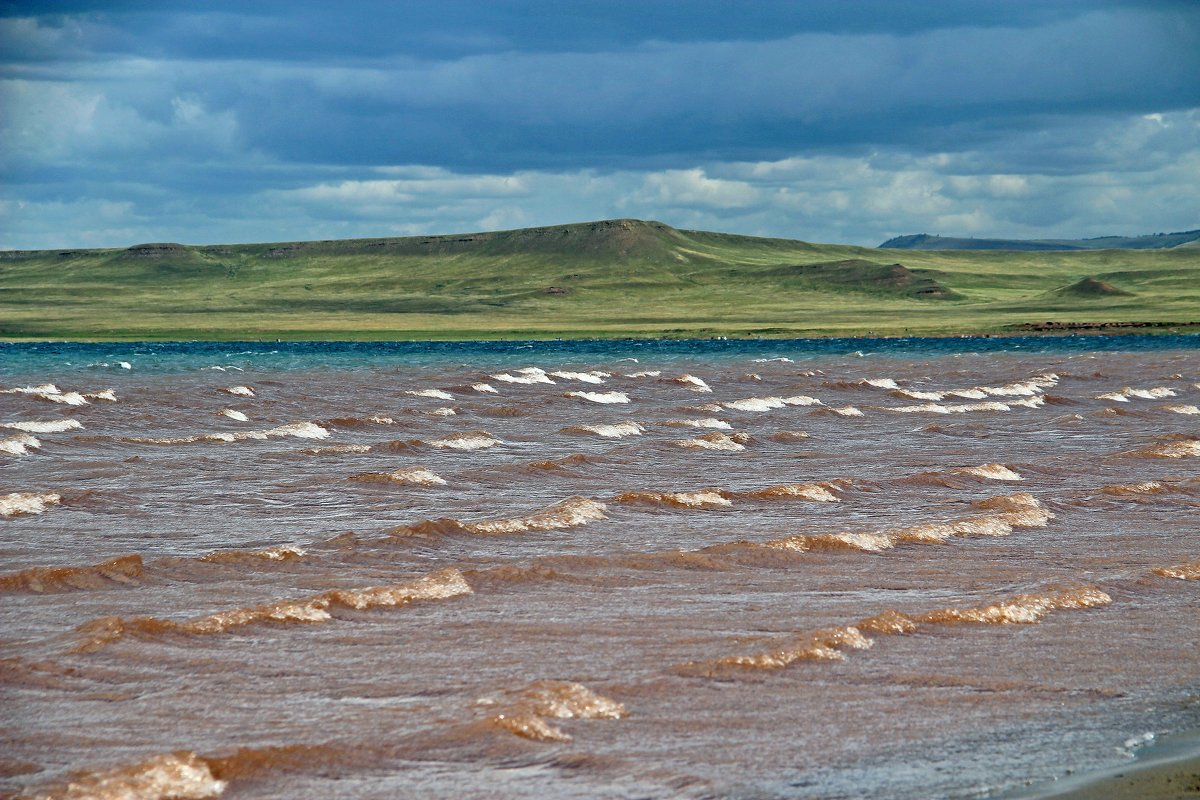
[
  {"xmin": 674, "ymin": 431, "xmax": 748, "ymax": 451},
  {"xmin": 562, "ymin": 422, "xmax": 643, "ymax": 438},
  {"xmin": 2, "ymin": 383, "xmax": 60, "ymax": 395},
  {"xmin": 407, "ymin": 388, "xmax": 454, "ymax": 400},
  {"xmin": 74, "ymin": 567, "xmax": 471, "ymax": 651},
  {"xmin": 45, "ymin": 391, "xmax": 90, "ymax": 406},
  {"xmin": 1163, "ymin": 404, "xmax": 1200, "ymax": 415},
  {"xmin": 829, "ymin": 405, "xmax": 865, "ymax": 417},
  {"xmin": 2, "ymin": 419, "xmax": 83, "ymax": 431},
  {"xmin": 862, "ymin": 378, "xmax": 900, "ymax": 389},
  {"xmin": 491, "ymin": 367, "xmax": 555, "ymax": 384},
  {"xmin": 0, "ymin": 433, "xmax": 41, "ymax": 456},
  {"xmin": 488, "ymin": 681, "xmax": 627, "ymax": 743},
  {"xmin": 919, "ymin": 586, "xmax": 1111, "ymax": 625},
  {"xmin": 742, "ymin": 481, "xmax": 847, "ymax": 502},
  {"xmin": 265, "ymin": 422, "xmax": 330, "ymax": 439},
  {"xmin": 1, "ymin": 491, "xmax": 61, "ymax": 517},
  {"xmin": 429, "ymin": 407, "xmax": 456, "ymax": 416},
  {"xmin": 888, "ymin": 401, "xmax": 1011, "ymax": 414},
  {"xmin": 219, "ymin": 409, "xmax": 249, "ymax": 422},
  {"xmin": 427, "ymin": 431, "xmax": 502, "ymax": 449},
  {"xmin": 351, "ymin": 467, "xmax": 447, "ymax": 486},
  {"xmin": 662, "ymin": 418, "xmax": 732, "ymax": 430},
  {"xmin": 472, "ymin": 382, "xmax": 499, "ymax": 393},
  {"xmin": 616, "ymin": 490, "xmax": 732, "ymax": 508},
  {"xmin": 303, "ymin": 444, "xmax": 371, "ymax": 455},
  {"xmin": 759, "ymin": 493, "xmax": 1049, "ymax": 554},
  {"xmin": 673, "ymin": 374, "xmax": 712, "ymax": 392},
  {"xmin": 0, "ymin": 554, "xmax": 142, "ymax": 593},
  {"xmin": 87, "ymin": 389, "xmax": 118, "ymax": 402},
  {"xmin": 957, "ymin": 464, "xmax": 1023, "ymax": 481},
  {"xmin": 768, "ymin": 431, "xmax": 810, "ymax": 442},
  {"xmin": 550, "ymin": 370, "xmax": 609, "ymax": 384},
  {"xmin": 1152, "ymin": 561, "xmax": 1200, "ymax": 580},
  {"xmin": 30, "ymin": 750, "xmax": 226, "ymax": 800},
  {"xmin": 626, "ymin": 370, "xmax": 661, "ymax": 378},
  {"xmin": 680, "ymin": 584, "xmax": 1107, "ymax": 676},
  {"xmin": 458, "ymin": 497, "xmax": 608, "ymax": 535},
  {"xmin": 723, "ymin": 395, "xmax": 820, "ymax": 411},
  {"xmin": 200, "ymin": 545, "xmax": 307, "ymax": 564},
  {"xmin": 223, "ymin": 385, "xmax": 255, "ymax": 397},
  {"xmin": 564, "ymin": 390, "xmax": 629, "ymax": 404},
  {"xmin": 753, "ymin": 357, "xmax": 794, "ymax": 363},
  {"xmin": 1128, "ymin": 438, "xmax": 1200, "ymax": 458},
  {"xmin": 893, "ymin": 388, "xmax": 945, "ymax": 401},
  {"xmin": 137, "ymin": 423, "xmax": 328, "ymax": 444}
]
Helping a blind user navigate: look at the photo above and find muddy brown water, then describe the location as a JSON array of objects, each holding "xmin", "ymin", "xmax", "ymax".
[{"xmin": 1, "ymin": 346, "xmax": 1198, "ymax": 799}]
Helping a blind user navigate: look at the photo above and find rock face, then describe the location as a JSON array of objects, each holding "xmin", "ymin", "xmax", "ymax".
[{"xmin": 124, "ymin": 243, "xmax": 191, "ymax": 257}]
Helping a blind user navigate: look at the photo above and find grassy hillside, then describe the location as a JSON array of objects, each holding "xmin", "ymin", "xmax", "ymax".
[{"xmin": 2, "ymin": 219, "xmax": 1198, "ymax": 340}]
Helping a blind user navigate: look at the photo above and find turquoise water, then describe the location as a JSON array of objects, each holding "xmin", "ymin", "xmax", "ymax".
[{"xmin": 2, "ymin": 334, "xmax": 1198, "ymax": 375}]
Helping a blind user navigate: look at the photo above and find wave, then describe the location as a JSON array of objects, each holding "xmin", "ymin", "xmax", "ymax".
[
  {"xmin": 905, "ymin": 464, "xmax": 1023, "ymax": 487},
  {"xmin": 125, "ymin": 422, "xmax": 330, "ymax": 445},
  {"xmin": 199, "ymin": 545, "xmax": 307, "ymax": 564},
  {"xmin": 862, "ymin": 378, "xmax": 900, "ymax": 389},
  {"xmin": 219, "ymin": 409, "xmax": 249, "ymax": 422},
  {"xmin": 1, "ymin": 433, "xmax": 41, "ymax": 456},
  {"xmin": 741, "ymin": 481, "xmax": 848, "ymax": 502},
  {"xmin": 486, "ymin": 680, "xmax": 627, "ymax": 743},
  {"xmin": 549, "ymin": 370, "xmax": 609, "ymax": 384},
  {"xmin": 223, "ymin": 385, "xmax": 255, "ymax": 397},
  {"xmin": 615, "ymin": 490, "xmax": 732, "ymax": 509},
  {"xmin": 302, "ymin": 444, "xmax": 371, "ymax": 455},
  {"xmin": 426, "ymin": 431, "xmax": 502, "ymax": 449},
  {"xmin": 1152, "ymin": 561, "xmax": 1200, "ymax": 580},
  {"xmin": 673, "ymin": 431, "xmax": 749, "ymax": 451},
  {"xmin": 723, "ymin": 395, "xmax": 822, "ymax": 412},
  {"xmin": 1097, "ymin": 386, "xmax": 1177, "ymax": 402},
  {"xmin": 2, "ymin": 419, "xmax": 83, "ymax": 433},
  {"xmin": 888, "ymin": 401, "xmax": 1012, "ymax": 414},
  {"xmin": 625, "ymin": 370, "xmax": 661, "ymax": 378},
  {"xmin": 393, "ymin": 497, "xmax": 608, "ymax": 539},
  {"xmin": 491, "ymin": 367, "xmax": 555, "ymax": 385},
  {"xmin": 73, "ymin": 567, "xmax": 471, "ymax": 652},
  {"xmin": 1163, "ymin": 404, "xmax": 1200, "ymax": 415},
  {"xmin": 679, "ymin": 585, "xmax": 1108, "ymax": 676},
  {"xmin": 564, "ymin": 390, "xmax": 629, "ymax": 404},
  {"xmin": 754, "ymin": 493, "xmax": 1050, "ymax": 554},
  {"xmin": 350, "ymin": 467, "xmax": 447, "ymax": 486},
  {"xmin": 672, "ymin": 374, "xmax": 712, "ymax": 392},
  {"xmin": 768, "ymin": 430, "xmax": 810, "ymax": 442},
  {"xmin": 0, "ymin": 554, "xmax": 142, "ymax": 593},
  {"xmin": 1, "ymin": 491, "xmax": 60, "ymax": 517},
  {"xmin": 662, "ymin": 418, "xmax": 732, "ymax": 430},
  {"xmin": 561, "ymin": 422, "xmax": 643, "ymax": 438},
  {"xmin": 1126, "ymin": 438, "xmax": 1200, "ymax": 459},
  {"xmin": 26, "ymin": 750, "xmax": 227, "ymax": 800},
  {"xmin": 472, "ymin": 382, "xmax": 499, "ymax": 393},
  {"xmin": 407, "ymin": 388, "xmax": 454, "ymax": 400},
  {"xmin": 328, "ymin": 415, "xmax": 396, "ymax": 427}
]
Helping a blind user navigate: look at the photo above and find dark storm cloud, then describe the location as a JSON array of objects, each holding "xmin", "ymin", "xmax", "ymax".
[{"xmin": 1, "ymin": 1, "xmax": 1197, "ymax": 248}]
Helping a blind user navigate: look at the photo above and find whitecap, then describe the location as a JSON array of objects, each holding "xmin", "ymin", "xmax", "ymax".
[{"xmin": 565, "ymin": 391, "xmax": 629, "ymax": 404}]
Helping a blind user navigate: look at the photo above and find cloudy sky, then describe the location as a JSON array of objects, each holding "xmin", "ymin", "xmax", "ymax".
[{"xmin": 2, "ymin": 0, "xmax": 1198, "ymax": 249}]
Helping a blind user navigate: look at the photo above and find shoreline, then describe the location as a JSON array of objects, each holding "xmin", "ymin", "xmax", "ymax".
[
  {"xmin": 1006, "ymin": 731, "xmax": 1200, "ymax": 799},
  {"xmin": 3, "ymin": 328, "xmax": 1200, "ymax": 345}
]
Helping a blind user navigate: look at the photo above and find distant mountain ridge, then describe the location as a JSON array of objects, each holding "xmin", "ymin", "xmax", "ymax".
[{"xmin": 879, "ymin": 229, "xmax": 1200, "ymax": 251}]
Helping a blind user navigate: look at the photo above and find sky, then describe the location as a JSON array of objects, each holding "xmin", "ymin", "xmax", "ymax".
[{"xmin": 1, "ymin": 0, "xmax": 1198, "ymax": 249}]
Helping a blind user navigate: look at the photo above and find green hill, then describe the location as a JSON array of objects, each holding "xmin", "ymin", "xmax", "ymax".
[{"xmin": 2, "ymin": 219, "xmax": 1198, "ymax": 340}]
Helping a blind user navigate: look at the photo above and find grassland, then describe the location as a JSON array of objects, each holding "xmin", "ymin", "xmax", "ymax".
[{"xmin": 2, "ymin": 219, "xmax": 1198, "ymax": 340}]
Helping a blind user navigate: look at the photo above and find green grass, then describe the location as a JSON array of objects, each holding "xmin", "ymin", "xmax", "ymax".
[{"xmin": 3, "ymin": 219, "xmax": 1198, "ymax": 341}]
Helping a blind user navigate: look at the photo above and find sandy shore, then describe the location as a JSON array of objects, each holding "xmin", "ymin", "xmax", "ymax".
[{"xmin": 1012, "ymin": 731, "xmax": 1200, "ymax": 799}]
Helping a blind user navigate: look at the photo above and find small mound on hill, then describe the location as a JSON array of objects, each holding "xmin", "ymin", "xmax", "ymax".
[
  {"xmin": 1054, "ymin": 276, "xmax": 1134, "ymax": 298},
  {"xmin": 768, "ymin": 259, "xmax": 960, "ymax": 300}
]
